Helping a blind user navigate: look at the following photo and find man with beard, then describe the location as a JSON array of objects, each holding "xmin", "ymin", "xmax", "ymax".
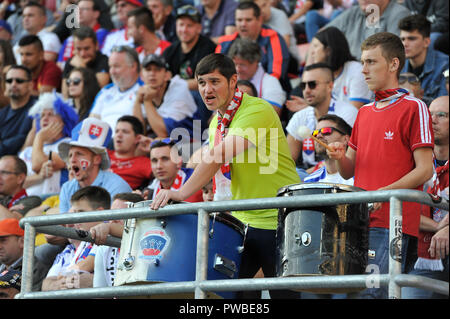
[
  {"xmin": 0, "ymin": 65, "xmax": 36, "ymax": 156},
  {"xmin": 285, "ymin": 63, "xmax": 357, "ymax": 171},
  {"xmin": 126, "ymin": 6, "xmax": 171, "ymax": 62},
  {"xmin": 89, "ymin": 45, "xmax": 143, "ymax": 134},
  {"xmin": 303, "ymin": 114, "xmax": 354, "ymax": 185}
]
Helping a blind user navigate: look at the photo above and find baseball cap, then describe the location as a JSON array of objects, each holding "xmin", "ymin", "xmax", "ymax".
[
  {"xmin": 142, "ymin": 54, "xmax": 170, "ymax": 70},
  {"xmin": 0, "ymin": 20, "xmax": 12, "ymax": 35},
  {"xmin": 115, "ymin": 0, "xmax": 144, "ymax": 7},
  {"xmin": 176, "ymin": 5, "xmax": 201, "ymax": 24},
  {"xmin": 0, "ymin": 219, "xmax": 24, "ymax": 237},
  {"xmin": 0, "ymin": 269, "xmax": 22, "ymax": 292},
  {"xmin": 58, "ymin": 118, "xmax": 112, "ymax": 170}
]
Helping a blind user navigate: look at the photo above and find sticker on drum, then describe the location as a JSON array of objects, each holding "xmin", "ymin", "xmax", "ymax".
[{"xmin": 139, "ymin": 227, "xmax": 171, "ymax": 262}]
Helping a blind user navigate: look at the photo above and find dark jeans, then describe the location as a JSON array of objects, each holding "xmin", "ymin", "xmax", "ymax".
[{"xmin": 237, "ymin": 226, "xmax": 299, "ymax": 299}]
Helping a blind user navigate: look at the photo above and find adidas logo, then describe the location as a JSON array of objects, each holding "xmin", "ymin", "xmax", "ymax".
[{"xmin": 384, "ymin": 131, "xmax": 394, "ymax": 140}]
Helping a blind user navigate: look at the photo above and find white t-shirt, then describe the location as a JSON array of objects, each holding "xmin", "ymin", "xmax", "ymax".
[
  {"xmin": 19, "ymin": 137, "xmax": 71, "ymax": 196},
  {"xmin": 90, "ymin": 79, "xmax": 143, "ymax": 132},
  {"xmin": 333, "ymin": 61, "xmax": 373, "ymax": 106},
  {"xmin": 140, "ymin": 75, "xmax": 198, "ymax": 139},
  {"xmin": 303, "ymin": 165, "xmax": 354, "ymax": 185},
  {"xmin": 101, "ymin": 28, "xmax": 134, "ymax": 57},
  {"xmin": 250, "ymin": 64, "xmax": 286, "ymax": 109},
  {"xmin": 286, "ymin": 98, "xmax": 357, "ymax": 166},
  {"xmin": 14, "ymin": 29, "xmax": 62, "ymax": 63},
  {"xmin": 92, "ymin": 245, "xmax": 119, "ymax": 287}
]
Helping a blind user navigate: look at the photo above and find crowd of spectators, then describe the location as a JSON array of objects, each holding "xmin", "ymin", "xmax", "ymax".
[{"xmin": 0, "ymin": 0, "xmax": 448, "ymax": 299}]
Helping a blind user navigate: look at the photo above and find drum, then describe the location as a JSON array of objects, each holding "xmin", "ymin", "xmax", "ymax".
[
  {"xmin": 115, "ymin": 200, "xmax": 246, "ymax": 299},
  {"xmin": 276, "ymin": 183, "xmax": 369, "ymax": 294}
]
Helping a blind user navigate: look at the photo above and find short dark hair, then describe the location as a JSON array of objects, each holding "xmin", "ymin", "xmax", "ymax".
[
  {"xmin": 150, "ymin": 139, "xmax": 181, "ymax": 156},
  {"xmin": 398, "ymin": 14, "xmax": 431, "ymax": 38},
  {"xmin": 72, "ymin": 26, "xmax": 98, "ymax": 45},
  {"xmin": 0, "ymin": 155, "xmax": 28, "ymax": 176},
  {"xmin": 237, "ymin": 79, "xmax": 258, "ymax": 96},
  {"xmin": 113, "ymin": 192, "xmax": 144, "ymax": 203},
  {"xmin": 117, "ymin": 115, "xmax": 144, "ymax": 136},
  {"xmin": 127, "ymin": 7, "xmax": 155, "ymax": 32},
  {"xmin": 70, "ymin": 186, "xmax": 111, "ymax": 210},
  {"xmin": 314, "ymin": 27, "xmax": 356, "ymax": 72},
  {"xmin": 304, "ymin": 62, "xmax": 334, "ymax": 82},
  {"xmin": 195, "ymin": 53, "xmax": 237, "ymax": 81},
  {"xmin": 228, "ymin": 38, "xmax": 261, "ymax": 63},
  {"xmin": 237, "ymin": 1, "xmax": 261, "ymax": 18},
  {"xmin": 6, "ymin": 64, "xmax": 32, "ymax": 81},
  {"xmin": 18, "ymin": 34, "xmax": 43, "ymax": 51},
  {"xmin": 23, "ymin": 1, "xmax": 46, "ymax": 16},
  {"xmin": 361, "ymin": 32, "xmax": 405, "ymax": 78},
  {"xmin": 317, "ymin": 114, "xmax": 352, "ymax": 136}
]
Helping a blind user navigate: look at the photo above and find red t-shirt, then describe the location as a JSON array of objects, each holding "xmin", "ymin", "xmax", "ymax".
[
  {"xmin": 108, "ymin": 150, "xmax": 152, "ymax": 190},
  {"xmin": 35, "ymin": 61, "xmax": 62, "ymax": 92},
  {"xmin": 349, "ymin": 95, "xmax": 434, "ymax": 236}
]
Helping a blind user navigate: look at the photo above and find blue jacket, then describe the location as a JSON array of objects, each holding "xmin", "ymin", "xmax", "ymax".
[{"xmin": 402, "ymin": 48, "xmax": 449, "ymax": 105}]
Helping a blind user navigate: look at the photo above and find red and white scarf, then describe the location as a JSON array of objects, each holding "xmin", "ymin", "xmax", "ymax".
[
  {"xmin": 212, "ymin": 88, "xmax": 244, "ymax": 199},
  {"xmin": 415, "ymin": 160, "xmax": 449, "ymax": 271},
  {"xmin": 374, "ymin": 88, "xmax": 408, "ymax": 102},
  {"xmin": 152, "ymin": 169, "xmax": 188, "ymax": 199}
]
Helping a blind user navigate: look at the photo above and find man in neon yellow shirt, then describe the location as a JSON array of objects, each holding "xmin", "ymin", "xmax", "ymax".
[{"xmin": 151, "ymin": 53, "xmax": 300, "ymax": 298}]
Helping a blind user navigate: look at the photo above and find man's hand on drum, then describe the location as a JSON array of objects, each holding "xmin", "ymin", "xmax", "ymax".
[
  {"xmin": 90, "ymin": 222, "xmax": 111, "ymax": 245},
  {"xmin": 150, "ymin": 189, "xmax": 184, "ymax": 210},
  {"xmin": 326, "ymin": 142, "xmax": 346, "ymax": 160}
]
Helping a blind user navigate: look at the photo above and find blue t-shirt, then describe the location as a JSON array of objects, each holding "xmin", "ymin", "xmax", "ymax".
[{"xmin": 59, "ymin": 170, "xmax": 132, "ymax": 213}]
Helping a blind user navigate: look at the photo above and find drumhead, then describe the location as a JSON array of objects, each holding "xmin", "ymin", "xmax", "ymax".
[{"xmin": 277, "ymin": 182, "xmax": 366, "ymax": 196}]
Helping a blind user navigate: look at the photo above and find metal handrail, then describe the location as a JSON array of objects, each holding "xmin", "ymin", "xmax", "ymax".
[{"xmin": 16, "ymin": 189, "xmax": 449, "ymax": 299}]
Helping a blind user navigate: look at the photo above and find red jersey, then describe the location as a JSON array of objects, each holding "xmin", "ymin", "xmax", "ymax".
[
  {"xmin": 35, "ymin": 61, "xmax": 62, "ymax": 92},
  {"xmin": 349, "ymin": 95, "xmax": 434, "ymax": 236},
  {"xmin": 107, "ymin": 150, "xmax": 152, "ymax": 190}
]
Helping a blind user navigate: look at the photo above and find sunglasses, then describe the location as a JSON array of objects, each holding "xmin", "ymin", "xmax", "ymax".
[
  {"xmin": 5, "ymin": 77, "xmax": 29, "ymax": 84},
  {"xmin": 66, "ymin": 78, "xmax": 82, "ymax": 86},
  {"xmin": 399, "ymin": 74, "xmax": 419, "ymax": 85},
  {"xmin": 312, "ymin": 127, "xmax": 346, "ymax": 137},
  {"xmin": 177, "ymin": 6, "xmax": 199, "ymax": 17},
  {"xmin": 150, "ymin": 138, "xmax": 176, "ymax": 148},
  {"xmin": 299, "ymin": 81, "xmax": 328, "ymax": 91}
]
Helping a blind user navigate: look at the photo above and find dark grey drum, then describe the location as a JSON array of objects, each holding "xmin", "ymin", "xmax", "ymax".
[{"xmin": 276, "ymin": 183, "xmax": 369, "ymax": 294}]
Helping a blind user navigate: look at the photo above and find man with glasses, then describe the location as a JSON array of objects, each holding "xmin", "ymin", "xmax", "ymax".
[
  {"xmin": 0, "ymin": 156, "xmax": 28, "ymax": 219},
  {"xmin": 0, "ymin": 65, "xmax": 36, "ymax": 157},
  {"xmin": 285, "ymin": 63, "xmax": 357, "ymax": 175},
  {"xmin": 402, "ymin": 96, "xmax": 449, "ymax": 299},
  {"xmin": 398, "ymin": 72, "xmax": 424, "ymax": 101},
  {"xmin": 89, "ymin": 45, "xmax": 143, "ymax": 134},
  {"xmin": 101, "ymin": 0, "xmax": 143, "ymax": 57},
  {"xmin": 57, "ymin": 0, "xmax": 110, "ymax": 70},
  {"xmin": 399, "ymin": 14, "xmax": 449, "ymax": 106},
  {"xmin": 303, "ymin": 114, "xmax": 354, "ymax": 186}
]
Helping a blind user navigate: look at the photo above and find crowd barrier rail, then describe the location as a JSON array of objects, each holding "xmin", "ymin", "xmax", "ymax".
[{"xmin": 17, "ymin": 189, "xmax": 449, "ymax": 299}]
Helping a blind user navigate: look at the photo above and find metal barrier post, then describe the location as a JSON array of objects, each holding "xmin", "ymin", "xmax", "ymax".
[
  {"xmin": 195, "ymin": 209, "xmax": 209, "ymax": 299},
  {"xmin": 388, "ymin": 197, "xmax": 403, "ymax": 299},
  {"xmin": 21, "ymin": 223, "xmax": 36, "ymax": 294}
]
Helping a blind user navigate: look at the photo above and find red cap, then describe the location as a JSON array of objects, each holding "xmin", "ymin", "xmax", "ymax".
[
  {"xmin": 0, "ymin": 219, "xmax": 24, "ymax": 237},
  {"xmin": 115, "ymin": 0, "xmax": 144, "ymax": 6}
]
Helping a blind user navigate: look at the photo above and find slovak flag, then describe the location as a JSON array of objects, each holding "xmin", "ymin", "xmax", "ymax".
[
  {"xmin": 302, "ymin": 137, "xmax": 317, "ymax": 166},
  {"xmin": 89, "ymin": 125, "xmax": 103, "ymax": 139}
]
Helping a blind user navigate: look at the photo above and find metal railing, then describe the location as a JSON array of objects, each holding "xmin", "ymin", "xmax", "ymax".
[{"xmin": 16, "ymin": 189, "xmax": 449, "ymax": 299}]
